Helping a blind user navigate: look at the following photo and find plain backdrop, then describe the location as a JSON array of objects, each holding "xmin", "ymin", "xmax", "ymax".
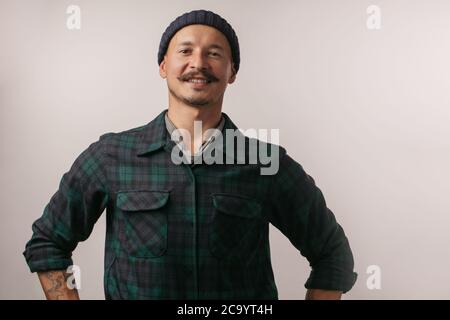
[{"xmin": 1, "ymin": 0, "xmax": 450, "ymax": 299}]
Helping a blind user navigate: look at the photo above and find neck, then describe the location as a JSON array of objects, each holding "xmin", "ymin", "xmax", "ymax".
[{"xmin": 166, "ymin": 95, "xmax": 223, "ymax": 153}]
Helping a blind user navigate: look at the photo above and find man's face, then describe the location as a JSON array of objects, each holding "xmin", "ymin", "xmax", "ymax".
[{"xmin": 159, "ymin": 24, "xmax": 237, "ymax": 108}]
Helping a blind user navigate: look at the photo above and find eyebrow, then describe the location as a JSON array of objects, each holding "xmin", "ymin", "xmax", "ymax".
[
  {"xmin": 209, "ymin": 44, "xmax": 225, "ymax": 51},
  {"xmin": 177, "ymin": 41, "xmax": 225, "ymax": 51}
]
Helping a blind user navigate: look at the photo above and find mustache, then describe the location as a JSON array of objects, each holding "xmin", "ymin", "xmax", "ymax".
[{"xmin": 178, "ymin": 71, "xmax": 218, "ymax": 82}]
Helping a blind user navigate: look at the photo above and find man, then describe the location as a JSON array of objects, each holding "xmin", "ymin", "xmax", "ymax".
[{"xmin": 23, "ymin": 9, "xmax": 357, "ymax": 300}]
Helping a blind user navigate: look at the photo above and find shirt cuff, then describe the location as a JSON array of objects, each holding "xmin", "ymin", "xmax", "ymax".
[
  {"xmin": 23, "ymin": 254, "xmax": 74, "ymax": 273},
  {"xmin": 305, "ymin": 268, "xmax": 358, "ymax": 293}
]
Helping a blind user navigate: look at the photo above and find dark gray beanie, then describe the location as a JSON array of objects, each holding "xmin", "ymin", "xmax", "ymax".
[{"xmin": 157, "ymin": 10, "xmax": 240, "ymax": 72}]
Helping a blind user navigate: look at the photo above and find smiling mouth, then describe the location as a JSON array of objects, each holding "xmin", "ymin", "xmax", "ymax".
[{"xmin": 184, "ymin": 78, "xmax": 212, "ymax": 84}]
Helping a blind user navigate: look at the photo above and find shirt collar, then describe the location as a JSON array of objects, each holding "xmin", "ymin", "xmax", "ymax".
[
  {"xmin": 164, "ymin": 110, "xmax": 225, "ymax": 147},
  {"xmin": 136, "ymin": 108, "xmax": 244, "ymax": 162}
]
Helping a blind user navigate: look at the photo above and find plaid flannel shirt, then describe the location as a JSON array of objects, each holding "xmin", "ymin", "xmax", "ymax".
[{"xmin": 23, "ymin": 109, "xmax": 357, "ymax": 299}]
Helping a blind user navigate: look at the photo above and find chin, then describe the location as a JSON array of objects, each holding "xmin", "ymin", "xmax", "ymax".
[{"xmin": 187, "ymin": 100, "xmax": 212, "ymax": 107}]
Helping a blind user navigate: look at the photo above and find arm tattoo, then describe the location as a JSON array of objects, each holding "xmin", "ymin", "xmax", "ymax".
[{"xmin": 44, "ymin": 271, "xmax": 70, "ymax": 300}]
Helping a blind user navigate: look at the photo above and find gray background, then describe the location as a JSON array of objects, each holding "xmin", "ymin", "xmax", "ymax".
[{"xmin": 1, "ymin": 0, "xmax": 449, "ymax": 299}]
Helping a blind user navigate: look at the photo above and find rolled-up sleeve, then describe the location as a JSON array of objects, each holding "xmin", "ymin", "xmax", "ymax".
[
  {"xmin": 266, "ymin": 151, "xmax": 357, "ymax": 293},
  {"xmin": 23, "ymin": 136, "xmax": 110, "ymax": 273}
]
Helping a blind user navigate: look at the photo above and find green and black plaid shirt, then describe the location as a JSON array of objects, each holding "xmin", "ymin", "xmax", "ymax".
[{"xmin": 23, "ymin": 109, "xmax": 357, "ymax": 299}]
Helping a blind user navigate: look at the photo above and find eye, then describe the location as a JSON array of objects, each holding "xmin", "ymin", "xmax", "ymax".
[
  {"xmin": 209, "ymin": 52, "xmax": 221, "ymax": 57},
  {"xmin": 179, "ymin": 49, "xmax": 191, "ymax": 54}
]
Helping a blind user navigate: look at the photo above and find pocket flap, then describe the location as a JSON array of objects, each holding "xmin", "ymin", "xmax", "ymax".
[
  {"xmin": 212, "ymin": 193, "xmax": 261, "ymax": 218},
  {"xmin": 117, "ymin": 190, "xmax": 170, "ymax": 211}
]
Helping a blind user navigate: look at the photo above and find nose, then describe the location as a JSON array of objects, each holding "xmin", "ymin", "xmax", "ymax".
[{"xmin": 189, "ymin": 50, "xmax": 209, "ymax": 70}]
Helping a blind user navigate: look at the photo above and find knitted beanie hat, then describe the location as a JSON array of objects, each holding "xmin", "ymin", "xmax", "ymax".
[{"xmin": 157, "ymin": 10, "xmax": 240, "ymax": 72}]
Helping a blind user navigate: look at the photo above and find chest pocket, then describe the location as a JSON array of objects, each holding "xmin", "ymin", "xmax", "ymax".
[
  {"xmin": 117, "ymin": 190, "xmax": 170, "ymax": 258},
  {"xmin": 209, "ymin": 193, "xmax": 263, "ymax": 261}
]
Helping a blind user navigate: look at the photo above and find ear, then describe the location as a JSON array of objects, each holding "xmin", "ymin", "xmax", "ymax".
[
  {"xmin": 159, "ymin": 57, "xmax": 167, "ymax": 79},
  {"xmin": 228, "ymin": 63, "xmax": 237, "ymax": 84}
]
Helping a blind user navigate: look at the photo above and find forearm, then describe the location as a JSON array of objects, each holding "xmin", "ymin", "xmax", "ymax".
[
  {"xmin": 37, "ymin": 270, "xmax": 80, "ymax": 300},
  {"xmin": 305, "ymin": 289, "xmax": 342, "ymax": 300}
]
